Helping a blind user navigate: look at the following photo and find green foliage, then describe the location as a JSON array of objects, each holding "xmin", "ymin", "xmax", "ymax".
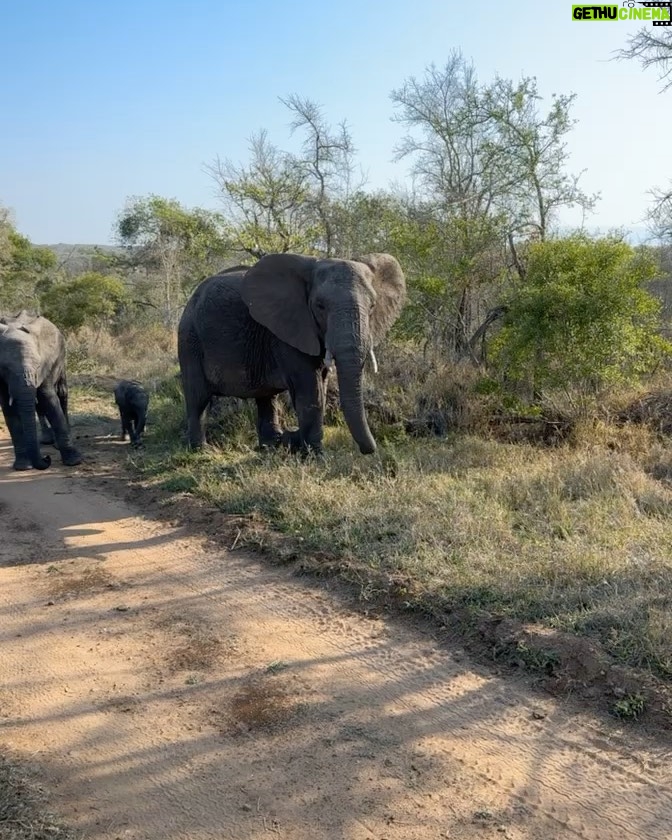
[
  {"xmin": 116, "ymin": 195, "xmax": 230, "ymax": 327},
  {"xmin": 390, "ymin": 54, "xmax": 596, "ymax": 354},
  {"xmin": 0, "ymin": 210, "xmax": 57, "ymax": 311},
  {"xmin": 612, "ymin": 693, "xmax": 646, "ymax": 721},
  {"xmin": 493, "ymin": 236, "xmax": 670, "ymax": 395},
  {"xmin": 117, "ymin": 195, "xmax": 228, "ymax": 270},
  {"xmin": 216, "ymin": 133, "xmax": 317, "ymax": 257},
  {"xmin": 40, "ymin": 272, "xmax": 129, "ymax": 333},
  {"xmin": 391, "ymin": 54, "xmax": 595, "ymax": 242}
]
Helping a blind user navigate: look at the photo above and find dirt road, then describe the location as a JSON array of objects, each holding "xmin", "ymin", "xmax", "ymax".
[{"xmin": 1, "ymin": 433, "xmax": 672, "ymax": 840}]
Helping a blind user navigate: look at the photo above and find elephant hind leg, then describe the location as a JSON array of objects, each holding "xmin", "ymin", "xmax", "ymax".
[
  {"xmin": 118, "ymin": 407, "xmax": 128, "ymax": 441},
  {"xmin": 38, "ymin": 386, "xmax": 82, "ymax": 466},
  {"xmin": 135, "ymin": 409, "xmax": 146, "ymax": 440},
  {"xmin": 187, "ymin": 394, "xmax": 209, "ymax": 449},
  {"xmin": 255, "ymin": 396, "xmax": 283, "ymax": 448},
  {"xmin": 128, "ymin": 410, "xmax": 143, "ymax": 447},
  {"xmin": 181, "ymin": 363, "xmax": 210, "ymax": 450},
  {"xmin": 39, "ymin": 412, "xmax": 56, "ymax": 445}
]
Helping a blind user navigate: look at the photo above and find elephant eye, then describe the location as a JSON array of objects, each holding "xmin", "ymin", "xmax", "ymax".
[{"xmin": 315, "ymin": 301, "xmax": 326, "ymax": 312}]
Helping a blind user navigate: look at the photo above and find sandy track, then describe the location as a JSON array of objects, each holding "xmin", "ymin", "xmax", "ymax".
[{"xmin": 1, "ymin": 434, "xmax": 672, "ymax": 840}]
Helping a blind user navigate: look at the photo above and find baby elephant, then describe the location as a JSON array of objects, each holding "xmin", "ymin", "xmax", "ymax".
[{"xmin": 114, "ymin": 380, "xmax": 149, "ymax": 447}]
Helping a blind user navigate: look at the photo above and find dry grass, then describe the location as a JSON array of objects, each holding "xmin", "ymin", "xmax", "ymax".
[
  {"xmin": 0, "ymin": 752, "xmax": 76, "ymax": 840},
  {"xmin": 67, "ymin": 325, "xmax": 177, "ymax": 387}
]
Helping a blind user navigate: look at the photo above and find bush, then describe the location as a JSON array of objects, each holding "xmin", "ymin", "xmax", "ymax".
[
  {"xmin": 492, "ymin": 236, "xmax": 671, "ymax": 399},
  {"xmin": 41, "ymin": 272, "xmax": 129, "ymax": 333}
]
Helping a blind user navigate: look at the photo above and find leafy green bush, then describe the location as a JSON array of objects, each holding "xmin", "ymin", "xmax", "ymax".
[
  {"xmin": 493, "ymin": 236, "xmax": 671, "ymax": 397},
  {"xmin": 41, "ymin": 272, "xmax": 129, "ymax": 333}
]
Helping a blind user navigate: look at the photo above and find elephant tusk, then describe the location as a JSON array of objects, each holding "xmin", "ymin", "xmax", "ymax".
[
  {"xmin": 8, "ymin": 395, "xmax": 12, "ymax": 407},
  {"xmin": 324, "ymin": 350, "xmax": 334, "ymax": 370},
  {"xmin": 369, "ymin": 348, "xmax": 379, "ymax": 375}
]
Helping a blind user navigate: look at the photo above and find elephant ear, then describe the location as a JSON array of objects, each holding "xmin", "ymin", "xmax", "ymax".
[
  {"xmin": 241, "ymin": 253, "xmax": 321, "ymax": 356},
  {"xmin": 354, "ymin": 253, "xmax": 406, "ymax": 345}
]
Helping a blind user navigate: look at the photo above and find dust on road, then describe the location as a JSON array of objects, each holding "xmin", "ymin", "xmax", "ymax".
[{"xmin": 1, "ymin": 433, "xmax": 672, "ymax": 840}]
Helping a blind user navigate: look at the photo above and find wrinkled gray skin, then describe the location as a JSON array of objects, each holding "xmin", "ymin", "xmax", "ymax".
[
  {"xmin": 0, "ymin": 311, "xmax": 82, "ymax": 470},
  {"xmin": 178, "ymin": 253, "xmax": 406, "ymax": 455},
  {"xmin": 114, "ymin": 379, "xmax": 149, "ymax": 447}
]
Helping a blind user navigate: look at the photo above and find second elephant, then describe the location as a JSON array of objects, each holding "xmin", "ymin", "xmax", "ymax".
[
  {"xmin": 0, "ymin": 312, "xmax": 81, "ymax": 470},
  {"xmin": 178, "ymin": 253, "xmax": 406, "ymax": 455}
]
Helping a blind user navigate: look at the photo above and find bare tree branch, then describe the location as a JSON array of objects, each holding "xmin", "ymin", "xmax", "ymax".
[{"xmin": 616, "ymin": 27, "xmax": 672, "ymax": 91}]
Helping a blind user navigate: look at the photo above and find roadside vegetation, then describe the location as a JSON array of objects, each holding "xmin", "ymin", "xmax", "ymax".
[{"xmin": 0, "ymin": 752, "xmax": 76, "ymax": 840}]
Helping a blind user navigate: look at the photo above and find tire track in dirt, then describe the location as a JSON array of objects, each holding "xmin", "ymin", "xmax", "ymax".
[{"xmin": 1, "ymin": 436, "xmax": 672, "ymax": 839}]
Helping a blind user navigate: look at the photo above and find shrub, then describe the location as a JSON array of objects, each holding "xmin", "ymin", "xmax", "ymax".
[{"xmin": 493, "ymin": 236, "xmax": 671, "ymax": 399}]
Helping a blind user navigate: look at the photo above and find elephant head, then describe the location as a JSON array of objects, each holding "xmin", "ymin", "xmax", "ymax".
[{"xmin": 241, "ymin": 253, "xmax": 406, "ymax": 454}]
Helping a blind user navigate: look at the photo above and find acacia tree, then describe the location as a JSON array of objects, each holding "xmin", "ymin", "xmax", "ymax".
[
  {"xmin": 618, "ymin": 27, "xmax": 672, "ymax": 245},
  {"xmin": 209, "ymin": 131, "xmax": 315, "ymax": 258},
  {"xmin": 390, "ymin": 52, "xmax": 595, "ymax": 357},
  {"xmin": 116, "ymin": 196, "xmax": 229, "ymax": 327},
  {"xmin": 282, "ymin": 95, "xmax": 360, "ymax": 256},
  {"xmin": 210, "ymin": 98, "xmax": 359, "ymax": 259},
  {"xmin": 649, "ymin": 189, "xmax": 672, "ymax": 243},
  {"xmin": 481, "ymin": 77, "xmax": 597, "ymax": 248}
]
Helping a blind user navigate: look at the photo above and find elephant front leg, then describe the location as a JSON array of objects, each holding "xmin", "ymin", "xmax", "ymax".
[
  {"xmin": 38, "ymin": 386, "xmax": 82, "ymax": 466},
  {"xmin": 0, "ymin": 382, "xmax": 32, "ymax": 470},
  {"xmin": 285, "ymin": 371, "xmax": 326, "ymax": 456},
  {"xmin": 255, "ymin": 396, "xmax": 282, "ymax": 449}
]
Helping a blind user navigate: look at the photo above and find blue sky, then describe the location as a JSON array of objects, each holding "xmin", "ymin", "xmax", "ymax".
[{"xmin": 1, "ymin": 0, "xmax": 669, "ymax": 244}]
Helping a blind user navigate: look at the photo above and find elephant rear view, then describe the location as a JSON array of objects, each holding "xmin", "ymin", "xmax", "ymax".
[
  {"xmin": 0, "ymin": 313, "xmax": 81, "ymax": 471},
  {"xmin": 178, "ymin": 254, "xmax": 406, "ymax": 455}
]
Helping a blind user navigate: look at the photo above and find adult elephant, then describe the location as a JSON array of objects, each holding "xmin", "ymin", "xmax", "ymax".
[
  {"xmin": 1, "ymin": 310, "xmax": 69, "ymax": 447},
  {"xmin": 178, "ymin": 253, "xmax": 406, "ymax": 455},
  {"xmin": 0, "ymin": 312, "xmax": 81, "ymax": 470}
]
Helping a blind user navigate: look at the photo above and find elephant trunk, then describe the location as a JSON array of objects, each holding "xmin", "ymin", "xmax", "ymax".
[
  {"xmin": 333, "ymin": 347, "xmax": 377, "ymax": 455},
  {"xmin": 13, "ymin": 379, "xmax": 51, "ymax": 470}
]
